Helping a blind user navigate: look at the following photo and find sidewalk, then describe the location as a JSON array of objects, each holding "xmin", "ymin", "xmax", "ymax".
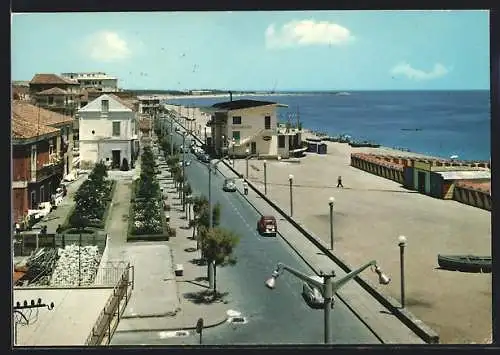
[{"xmin": 112, "ymin": 139, "xmax": 228, "ymax": 334}]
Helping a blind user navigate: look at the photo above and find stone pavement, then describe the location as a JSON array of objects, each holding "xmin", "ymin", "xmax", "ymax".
[{"xmin": 111, "ymin": 142, "xmax": 228, "ymax": 335}]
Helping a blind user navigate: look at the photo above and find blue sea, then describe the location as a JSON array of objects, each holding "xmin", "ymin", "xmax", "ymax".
[{"xmin": 167, "ymin": 91, "xmax": 491, "ymax": 161}]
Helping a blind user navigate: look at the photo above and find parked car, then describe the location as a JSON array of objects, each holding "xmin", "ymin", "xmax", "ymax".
[
  {"xmin": 178, "ymin": 160, "xmax": 191, "ymax": 167},
  {"xmin": 223, "ymin": 178, "xmax": 237, "ymax": 192},
  {"xmin": 257, "ymin": 215, "xmax": 277, "ymax": 237},
  {"xmin": 199, "ymin": 154, "xmax": 211, "ymax": 163}
]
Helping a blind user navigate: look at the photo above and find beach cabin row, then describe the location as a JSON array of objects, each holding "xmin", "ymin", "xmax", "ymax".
[{"xmin": 350, "ymin": 153, "xmax": 491, "ymax": 211}]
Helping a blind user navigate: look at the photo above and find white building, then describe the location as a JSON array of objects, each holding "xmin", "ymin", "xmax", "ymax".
[
  {"xmin": 204, "ymin": 99, "xmax": 304, "ymax": 159},
  {"xmin": 77, "ymin": 94, "xmax": 139, "ymax": 169},
  {"xmin": 61, "ymin": 72, "xmax": 119, "ymax": 92},
  {"xmin": 137, "ymin": 95, "xmax": 161, "ymax": 115}
]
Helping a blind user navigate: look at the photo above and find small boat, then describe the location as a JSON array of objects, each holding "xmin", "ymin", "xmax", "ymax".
[
  {"xmin": 437, "ymin": 254, "xmax": 492, "ymax": 273},
  {"xmin": 401, "ymin": 128, "xmax": 422, "ymax": 131},
  {"xmin": 349, "ymin": 140, "xmax": 380, "ymax": 148}
]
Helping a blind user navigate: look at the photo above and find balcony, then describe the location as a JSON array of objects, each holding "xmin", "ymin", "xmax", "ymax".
[{"xmin": 32, "ymin": 160, "xmax": 64, "ymax": 183}]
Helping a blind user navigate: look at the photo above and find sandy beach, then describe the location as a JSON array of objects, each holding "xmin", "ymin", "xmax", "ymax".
[{"xmin": 169, "ymin": 103, "xmax": 492, "ymax": 344}]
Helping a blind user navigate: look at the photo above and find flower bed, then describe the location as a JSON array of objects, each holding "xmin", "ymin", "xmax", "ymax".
[
  {"xmin": 127, "ymin": 180, "xmax": 171, "ymax": 241},
  {"xmin": 63, "ymin": 179, "xmax": 116, "ymax": 231}
]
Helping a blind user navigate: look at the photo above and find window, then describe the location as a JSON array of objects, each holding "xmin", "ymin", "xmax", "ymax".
[
  {"xmin": 112, "ymin": 121, "xmax": 121, "ymax": 136},
  {"xmin": 232, "ymin": 131, "xmax": 241, "ymax": 142},
  {"xmin": 264, "ymin": 116, "xmax": 271, "ymax": 130},
  {"xmin": 101, "ymin": 99, "xmax": 109, "ymax": 112},
  {"xmin": 30, "ymin": 191, "xmax": 36, "ymax": 209},
  {"xmin": 48, "ymin": 96, "xmax": 54, "ymax": 105},
  {"xmin": 40, "ymin": 186, "xmax": 45, "ymax": 203},
  {"xmin": 278, "ymin": 135, "xmax": 286, "ymax": 148},
  {"xmin": 49, "ymin": 142, "xmax": 54, "ymax": 156},
  {"xmin": 232, "ymin": 116, "xmax": 242, "ymax": 125}
]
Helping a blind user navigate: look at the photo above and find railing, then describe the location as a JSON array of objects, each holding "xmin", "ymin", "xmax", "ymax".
[
  {"xmin": 33, "ymin": 161, "xmax": 64, "ymax": 182},
  {"xmin": 85, "ymin": 263, "xmax": 134, "ymax": 346}
]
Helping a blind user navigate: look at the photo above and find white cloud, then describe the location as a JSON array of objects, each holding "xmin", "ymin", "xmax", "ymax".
[
  {"xmin": 390, "ymin": 62, "xmax": 450, "ymax": 81},
  {"xmin": 265, "ymin": 19, "xmax": 354, "ymax": 49},
  {"xmin": 84, "ymin": 31, "xmax": 131, "ymax": 62}
]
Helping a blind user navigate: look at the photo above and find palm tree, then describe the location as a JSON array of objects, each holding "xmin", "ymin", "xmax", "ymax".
[{"xmin": 201, "ymin": 227, "xmax": 239, "ymax": 294}]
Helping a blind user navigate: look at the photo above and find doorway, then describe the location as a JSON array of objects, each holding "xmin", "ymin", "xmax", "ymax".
[
  {"xmin": 251, "ymin": 142, "xmax": 257, "ymax": 155},
  {"xmin": 417, "ymin": 171, "xmax": 426, "ymax": 193},
  {"xmin": 112, "ymin": 150, "xmax": 121, "ymax": 169}
]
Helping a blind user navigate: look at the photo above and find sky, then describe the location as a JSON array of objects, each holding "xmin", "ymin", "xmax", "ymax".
[{"xmin": 11, "ymin": 10, "xmax": 490, "ymax": 91}]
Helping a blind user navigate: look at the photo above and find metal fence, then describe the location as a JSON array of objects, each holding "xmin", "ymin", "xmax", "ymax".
[
  {"xmin": 13, "ymin": 232, "xmax": 107, "ymax": 257},
  {"xmin": 85, "ymin": 263, "xmax": 134, "ymax": 345}
]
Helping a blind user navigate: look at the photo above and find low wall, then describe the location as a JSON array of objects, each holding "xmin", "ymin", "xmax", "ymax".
[
  {"xmin": 350, "ymin": 154, "xmax": 404, "ymax": 184},
  {"xmin": 453, "ymin": 185, "xmax": 491, "ymax": 211}
]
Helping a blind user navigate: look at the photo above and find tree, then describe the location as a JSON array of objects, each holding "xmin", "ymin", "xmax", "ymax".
[
  {"xmin": 183, "ymin": 182, "xmax": 192, "ymax": 210},
  {"xmin": 201, "ymin": 227, "xmax": 239, "ymax": 294}
]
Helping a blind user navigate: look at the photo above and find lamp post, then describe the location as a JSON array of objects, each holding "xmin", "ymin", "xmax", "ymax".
[
  {"xmin": 288, "ymin": 174, "xmax": 294, "ymax": 217},
  {"xmin": 263, "ymin": 160, "xmax": 267, "ymax": 195},
  {"xmin": 232, "ymin": 138, "xmax": 236, "ymax": 167},
  {"xmin": 398, "ymin": 235, "xmax": 407, "ymax": 308},
  {"xmin": 181, "ymin": 132, "xmax": 186, "ymax": 211},
  {"xmin": 328, "ymin": 197, "xmax": 335, "ymax": 250},
  {"xmin": 207, "ymin": 155, "xmax": 229, "ymax": 289},
  {"xmin": 245, "ymin": 148, "xmax": 250, "ymax": 178},
  {"xmin": 265, "ymin": 260, "xmax": 390, "ymax": 344}
]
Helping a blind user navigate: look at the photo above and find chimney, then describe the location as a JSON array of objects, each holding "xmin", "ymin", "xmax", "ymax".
[{"xmin": 229, "ymin": 91, "xmax": 233, "ymax": 102}]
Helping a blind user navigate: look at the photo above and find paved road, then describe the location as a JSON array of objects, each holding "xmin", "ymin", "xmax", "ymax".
[{"xmin": 112, "ymin": 121, "xmax": 381, "ymax": 345}]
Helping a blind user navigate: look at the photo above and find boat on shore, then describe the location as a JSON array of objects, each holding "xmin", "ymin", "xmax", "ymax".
[
  {"xmin": 437, "ymin": 254, "xmax": 492, "ymax": 273},
  {"xmin": 349, "ymin": 141, "xmax": 381, "ymax": 148}
]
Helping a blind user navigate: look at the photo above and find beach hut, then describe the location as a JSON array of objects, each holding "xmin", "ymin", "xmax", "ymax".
[{"xmin": 317, "ymin": 143, "xmax": 327, "ymax": 155}]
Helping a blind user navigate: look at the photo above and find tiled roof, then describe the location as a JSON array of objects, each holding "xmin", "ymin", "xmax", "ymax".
[
  {"xmin": 30, "ymin": 73, "xmax": 79, "ymax": 85},
  {"xmin": 12, "ymin": 101, "xmax": 74, "ymax": 127},
  {"xmin": 36, "ymin": 87, "xmax": 69, "ymax": 95},
  {"xmin": 108, "ymin": 94, "xmax": 137, "ymax": 111},
  {"xmin": 212, "ymin": 99, "xmax": 278, "ymax": 110},
  {"xmin": 12, "ymin": 112, "xmax": 59, "ymax": 140}
]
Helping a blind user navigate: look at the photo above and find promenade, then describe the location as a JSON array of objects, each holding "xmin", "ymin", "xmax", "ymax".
[{"xmin": 168, "ymin": 103, "xmax": 492, "ymax": 344}]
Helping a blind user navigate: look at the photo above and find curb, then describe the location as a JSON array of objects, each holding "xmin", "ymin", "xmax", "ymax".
[
  {"xmin": 115, "ymin": 315, "xmax": 229, "ymax": 333},
  {"xmin": 221, "ymin": 160, "xmax": 440, "ymax": 344}
]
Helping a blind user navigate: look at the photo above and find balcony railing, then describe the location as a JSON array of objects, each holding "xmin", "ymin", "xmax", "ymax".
[{"xmin": 32, "ymin": 160, "xmax": 64, "ymax": 182}]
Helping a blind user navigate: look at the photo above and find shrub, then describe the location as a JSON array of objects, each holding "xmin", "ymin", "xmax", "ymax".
[{"xmin": 121, "ymin": 158, "xmax": 130, "ymax": 171}]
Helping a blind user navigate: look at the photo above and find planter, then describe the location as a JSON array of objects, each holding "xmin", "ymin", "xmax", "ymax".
[{"xmin": 175, "ymin": 264, "xmax": 184, "ymax": 276}]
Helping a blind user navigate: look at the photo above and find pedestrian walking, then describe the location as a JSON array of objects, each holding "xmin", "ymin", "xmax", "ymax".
[{"xmin": 337, "ymin": 175, "xmax": 344, "ymax": 188}]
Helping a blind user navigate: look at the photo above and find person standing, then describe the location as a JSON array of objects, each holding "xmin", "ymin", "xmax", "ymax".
[
  {"xmin": 337, "ymin": 175, "xmax": 344, "ymax": 188},
  {"xmin": 243, "ymin": 181, "xmax": 249, "ymax": 195}
]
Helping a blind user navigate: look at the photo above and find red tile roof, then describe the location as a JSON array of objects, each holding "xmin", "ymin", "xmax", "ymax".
[
  {"xmin": 12, "ymin": 101, "xmax": 74, "ymax": 127},
  {"xmin": 36, "ymin": 87, "xmax": 69, "ymax": 95},
  {"xmin": 30, "ymin": 73, "xmax": 79, "ymax": 85},
  {"xmin": 12, "ymin": 112, "xmax": 59, "ymax": 140},
  {"xmin": 108, "ymin": 94, "xmax": 137, "ymax": 111}
]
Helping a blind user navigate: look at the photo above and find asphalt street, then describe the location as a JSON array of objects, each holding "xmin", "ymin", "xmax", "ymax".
[{"xmin": 114, "ymin": 120, "xmax": 381, "ymax": 345}]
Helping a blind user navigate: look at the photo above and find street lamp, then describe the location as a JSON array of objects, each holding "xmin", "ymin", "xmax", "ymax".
[
  {"xmin": 265, "ymin": 261, "xmax": 390, "ymax": 344},
  {"xmin": 245, "ymin": 148, "xmax": 250, "ymax": 178},
  {"xmin": 328, "ymin": 197, "xmax": 335, "ymax": 250},
  {"xmin": 398, "ymin": 235, "xmax": 407, "ymax": 308},
  {"xmin": 232, "ymin": 138, "xmax": 236, "ymax": 167},
  {"xmin": 288, "ymin": 174, "xmax": 294, "ymax": 217},
  {"xmin": 181, "ymin": 132, "xmax": 187, "ymax": 211},
  {"xmin": 263, "ymin": 160, "xmax": 268, "ymax": 195}
]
